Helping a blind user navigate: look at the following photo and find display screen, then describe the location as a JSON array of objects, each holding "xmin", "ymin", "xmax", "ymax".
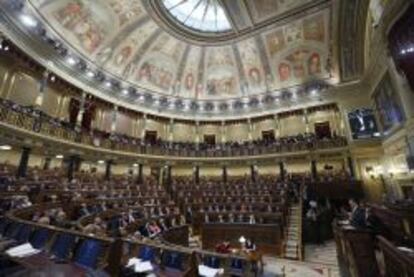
[{"xmin": 348, "ymin": 108, "xmax": 380, "ymax": 139}]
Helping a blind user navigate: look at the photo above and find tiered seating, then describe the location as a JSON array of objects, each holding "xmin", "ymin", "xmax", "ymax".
[
  {"xmin": 0, "ymin": 168, "xmax": 259, "ymax": 276},
  {"xmin": 172, "ymin": 175, "xmax": 298, "ymax": 255}
]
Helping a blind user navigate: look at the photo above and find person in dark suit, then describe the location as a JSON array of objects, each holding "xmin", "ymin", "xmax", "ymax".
[{"xmin": 348, "ymin": 199, "xmax": 366, "ymax": 228}]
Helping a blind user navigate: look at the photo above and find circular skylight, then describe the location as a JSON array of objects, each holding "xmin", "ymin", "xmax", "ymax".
[{"xmin": 162, "ymin": 0, "xmax": 232, "ymax": 33}]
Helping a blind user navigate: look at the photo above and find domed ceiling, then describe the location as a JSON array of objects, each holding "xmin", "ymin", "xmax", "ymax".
[{"xmin": 0, "ymin": 0, "xmax": 351, "ymax": 119}]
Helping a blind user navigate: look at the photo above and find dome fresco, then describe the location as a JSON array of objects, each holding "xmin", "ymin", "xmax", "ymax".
[{"xmin": 26, "ymin": 0, "xmax": 333, "ymax": 101}]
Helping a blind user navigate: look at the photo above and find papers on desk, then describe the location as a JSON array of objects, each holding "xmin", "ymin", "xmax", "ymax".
[
  {"xmin": 397, "ymin": 246, "xmax": 414, "ymax": 254},
  {"xmin": 198, "ymin": 265, "xmax": 224, "ymax": 277},
  {"xmin": 126, "ymin": 257, "xmax": 154, "ymax": 273},
  {"xmin": 6, "ymin": 243, "xmax": 41, "ymax": 257}
]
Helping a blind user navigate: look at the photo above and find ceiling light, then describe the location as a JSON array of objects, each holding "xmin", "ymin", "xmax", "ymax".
[
  {"xmin": 66, "ymin": 56, "xmax": 76, "ymax": 65},
  {"xmin": 133, "ymin": 163, "xmax": 138, "ymax": 167},
  {"xmin": 86, "ymin": 70, "xmax": 95, "ymax": 78},
  {"xmin": 50, "ymin": 75, "xmax": 56, "ymax": 82},
  {"xmin": 0, "ymin": 145, "xmax": 12, "ymax": 150},
  {"xmin": 97, "ymin": 160, "xmax": 105, "ymax": 164},
  {"xmin": 122, "ymin": 89, "xmax": 129, "ymax": 95},
  {"xmin": 55, "ymin": 154, "xmax": 64, "ymax": 159},
  {"xmin": 20, "ymin": 14, "xmax": 37, "ymax": 28},
  {"xmin": 105, "ymin": 81, "xmax": 112, "ymax": 88}
]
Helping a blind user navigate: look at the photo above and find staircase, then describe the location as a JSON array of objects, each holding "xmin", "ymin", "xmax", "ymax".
[{"xmin": 284, "ymin": 202, "xmax": 303, "ymax": 260}]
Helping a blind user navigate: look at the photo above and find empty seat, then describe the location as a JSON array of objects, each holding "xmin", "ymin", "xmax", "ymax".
[
  {"xmin": 204, "ymin": 255, "xmax": 220, "ymax": 269},
  {"xmin": 29, "ymin": 228, "xmax": 49, "ymax": 249},
  {"xmin": 73, "ymin": 239, "xmax": 102, "ymax": 269},
  {"xmin": 162, "ymin": 251, "xmax": 183, "ymax": 271},
  {"xmin": 50, "ymin": 233, "xmax": 76, "ymax": 260},
  {"xmin": 229, "ymin": 258, "xmax": 244, "ymax": 276},
  {"xmin": 138, "ymin": 245, "xmax": 156, "ymax": 262}
]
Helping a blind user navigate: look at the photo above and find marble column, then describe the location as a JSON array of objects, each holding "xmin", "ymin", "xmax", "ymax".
[
  {"xmin": 137, "ymin": 163, "xmax": 144, "ymax": 184},
  {"xmin": 311, "ymin": 160, "xmax": 318, "ymax": 180},
  {"xmin": 347, "ymin": 156, "xmax": 355, "ymax": 179},
  {"xmin": 140, "ymin": 114, "xmax": 147, "ymax": 139},
  {"xmin": 304, "ymin": 109, "xmax": 310, "ymax": 133},
  {"xmin": 279, "ymin": 161, "xmax": 285, "ymax": 181},
  {"xmin": 247, "ymin": 118, "xmax": 253, "ymax": 140},
  {"xmin": 43, "ymin": 157, "xmax": 52, "ymax": 171},
  {"xmin": 76, "ymin": 91, "xmax": 87, "ymax": 128},
  {"xmin": 194, "ymin": 165, "xmax": 200, "ymax": 184},
  {"xmin": 16, "ymin": 147, "xmax": 31, "ymax": 178},
  {"xmin": 110, "ymin": 105, "xmax": 118, "ymax": 134},
  {"xmin": 105, "ymin": 160, "xmax": 113, "ymax": 181},
  {"xmin": 67, "ymin": 155, "xmax": 80, "ymax": 181},
  {"xmin": 34, "ymin": 70, "xmax": 49, "ymax": 107},
  {"xmin": 250, "ymin": 164, "xmax": 256, "ymax": 182},
  {"xmin": 222, "ymin": 165, "xmax": 227, "ymax": 183}
]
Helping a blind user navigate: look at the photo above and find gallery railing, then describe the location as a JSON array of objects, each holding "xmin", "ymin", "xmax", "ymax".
[{"xmin": 0, "ymin": 102, "xmax": 348, "ymax": 157}]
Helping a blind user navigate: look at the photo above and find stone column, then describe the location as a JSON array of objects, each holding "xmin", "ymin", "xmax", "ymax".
[
  {"xmin": 43, "ymin": 157, "xmax": 52, "ymax": 171},
  {"xmin": 247, "ymin": 118, "xmax": 253, "ymax": 140},
  {"xmin": 168, "ymin": 118, "xmax": 174, "ymax": 143},
  {"xmin": 105, "ymin": 160, "xmax": 113, "ymax": 181},
  {"xmin": 347, "ymin": 156, "xmax": 355, "ymax": 179},
  {"xmin": 34, "ymin": 70, "xmax": 49, "ymax": 107},
  {"xmin": 274, "ymin": 114, "xmax": 280, "ymax": 138},
  {"xmin": 250, "ymin": 164, "xmax": 256, "ymax": 182},
  {"xmin": 111, "ymin": 105, "xmax": 118, "ymax": 134},
  {"xmin": 137, "ymin": 163, "xmax": 144, "ymax": 184},
  {"xmin": 194, "ymin": 165, "xmax": 200, "ymax": 184},
  {"xmin": 311, "ymin": 159, "xmax": 318, "ymax": 180},
  {"xmin": 279, "ymin": 161, "xmax": 285, "ymax": 181},
  {"xmin": 221, "ymin": 121, "xmax": 226, "ymax": 144},
  {"xmin": 222, "ymin": 165, "xmax": 227, "ymax": 183},
  {"xmin": 140, "ymin": 114, "xmax": 147, "ymax": 139},
  {"xmin": 195, "ymin": 121, "xmax": 200, "ymax": 150},
  {"xmin": 304, "ymin": 109, "xmax": 310, "ymax": 133},
  {"xmin": 76, "ymin": 91, "xmax": 87, "ymax": 128},
  {"xmin": 67, "ymin": 155, "xmax": 80, "ymax": 181},
  {"xmin": 16, "ymin": 147, "xmax": 31, "ymax": 178}
]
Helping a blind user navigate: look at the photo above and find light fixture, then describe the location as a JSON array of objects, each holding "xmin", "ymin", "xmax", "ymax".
[
  {"xmin": 0, "ymin": 145, "xmax": 12, "ymax": 150},
  {"xmin": 86, "ymin": 70, "xmax": 95, "ymax": 78},
  {"xmin": 133, "ymin": 163, "xmax": 139, "ymax": 167},
  {"xmin": 50, "ymin": 75, "xmax": 56, "ymax": 82},
  {"xmin": 122, "ymin": 89, "xmax": 129, "ymax": 95},
  {"xmin": 239, "ymin": 236, "xmax": 246, "ymax": 244},
  {"xmin": 105, "ymin": 81, "xmax": 112, "ymax": 88},
  {"xmin": 97, "ymin": 160, "xmax": 105, "ymax": 164},
  {"xmin": 55, "ymin": 154, "xmax": 64, "ymax": 159},
  {"xmin": 20, "ymin": 14, "xmax": 37, "ymax": 28},
  {"xmin": 66, "ymin": 56, "xmax": 76, "ymax": 65}
]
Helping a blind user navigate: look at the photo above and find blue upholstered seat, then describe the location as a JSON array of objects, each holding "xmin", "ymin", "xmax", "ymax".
[
  {"xmin": 163, "ymin": 251, "xmax": 183, "ymax": 270},
  {"xmin": 73, "ymin": 239, "xmax": 102, "ymax": 269},
  {"xmin": 29, "ymin": 228, "xmax": 49, "ymax": 249},
  {"xmin": 50, "ymin": 233, "xmax": 76, "ymax": 260},
  {"xmin": 138, "ymin": 245, "xmax": 156, "ymax": 262}
]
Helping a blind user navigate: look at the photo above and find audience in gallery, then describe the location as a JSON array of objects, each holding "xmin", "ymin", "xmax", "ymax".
[{"xmin": 0, "ymin": 98, "xmax": 347, "ymax": 156}]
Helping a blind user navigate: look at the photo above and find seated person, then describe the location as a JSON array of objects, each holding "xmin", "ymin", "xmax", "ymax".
[
  {"xmin": 147, "ymin": 221, "xmax": 161, "ymax": 238},
  {"xmin": 215, "ymin": 240, "xmax": 231, "ymax": 254},
  {"xmin": 348, "ymin": 199, "xmax": 365, "ymax": 228},
  {"xmin": 83, "ymin": 217, "xmax": 105, "ymax": 235},
  {"xmin": 243, "ymin": 239, "xmax": 257, "ymax": 253}
]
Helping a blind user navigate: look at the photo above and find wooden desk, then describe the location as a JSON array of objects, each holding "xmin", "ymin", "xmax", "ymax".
[
  {"xmin": 377, "ymin": 235, "xmax": 414, "ymax": 277},
  {"xmin": 201, "ymin": 223, "xmax": 283, "ymax": 256},
  {"xmin": 333, "ymin": 223, "xmax": 379, "ymax": 277}
]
